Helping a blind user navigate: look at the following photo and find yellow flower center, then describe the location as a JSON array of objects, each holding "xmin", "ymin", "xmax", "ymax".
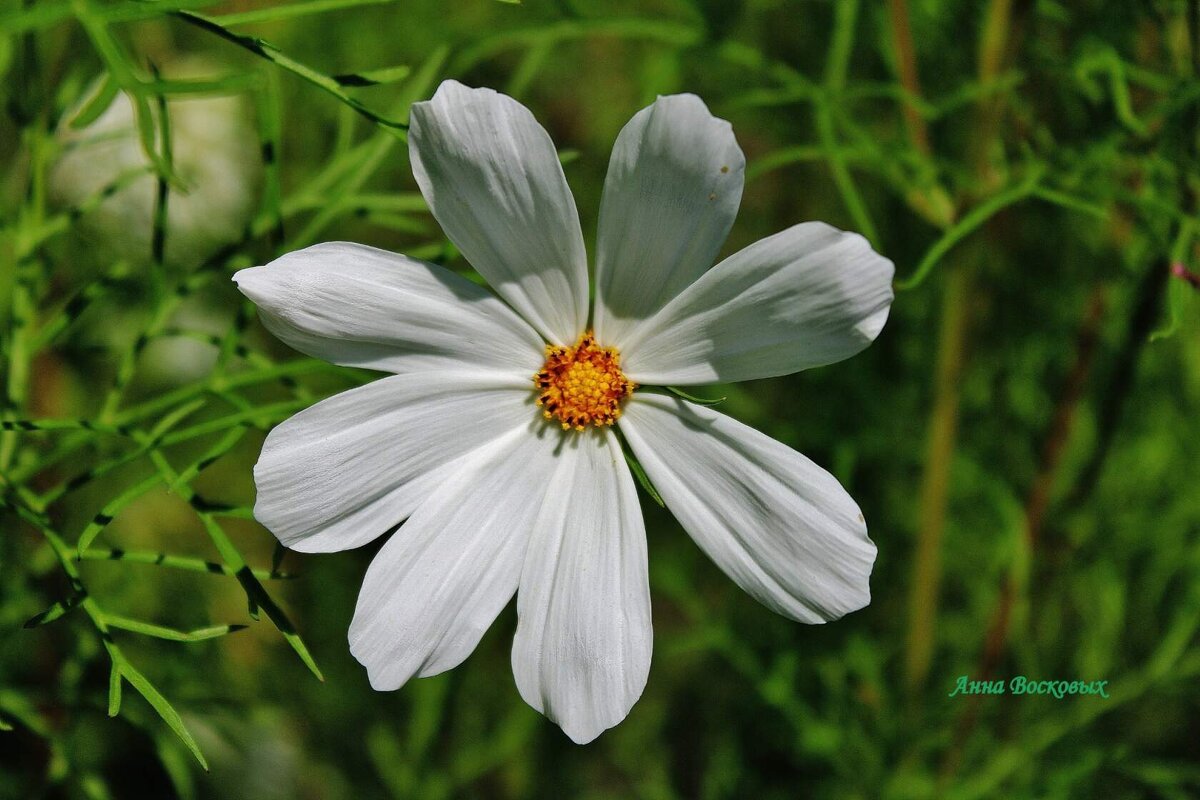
[{"xmin": 533, "ymin": 330, "xmax": 635, "ymax": 431}]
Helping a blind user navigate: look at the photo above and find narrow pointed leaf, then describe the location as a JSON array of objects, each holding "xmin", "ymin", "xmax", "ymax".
[
  {"xmin": 76, "ymin": 473, "xmax": 162, "ymax": 552},
  {"xmin": 24, "ymin": 593, "xmax": 86, "ymax": 627},
  {"xmin": 120, "ymin": 662, "xmax": 208, "ymax": 770},
  {"xmin": 75, "ymin": 547, "xmax": 291, "ymax": 580},
  {"xmin": 333, "ymin": 64, "xmax": 411, "ymax": 87},
  {"xmin": 69, "ymin": 73, "xmax": 119, "ymax": 130},
  {"xmin": 108, "ymin": 663, "xmax": 122, "ymax": 717},
  {"xmin": 622, "ymin": 447, "xmax": 665, "ymax": 507},
  {"xmin": 105, "ymin": 615, "xmax": 248, "ymax": 642},
  {"xmin": 664, "ymin": 386, "xmax": 728, "ymax": 406},
  {"xmin": 235, "ymin": 568, "xmax": 324, "ymax": 680}
]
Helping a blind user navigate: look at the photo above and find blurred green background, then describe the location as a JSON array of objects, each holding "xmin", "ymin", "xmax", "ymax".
[{"xmin": 2, "ymin": 0, "xmax": 1199, "ymax": 797}]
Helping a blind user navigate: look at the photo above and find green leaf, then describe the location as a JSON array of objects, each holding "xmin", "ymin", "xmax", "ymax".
[
  {"xmin": 1151, "ymin": 222, "xmax": 1197, "ymax": 342},
  {"xmin": 622, "ymin": 448, "xmax": 665, "ymax": 508},
  {"xmin": 149, "ymin": 61, "xmax": 172, "ymax": 267},
  {"xmin": 75, "ymin": 546, "xmax": 290, "ymax": 580},
  {"xmin": 175, "ymin": 10, "xmax": 408, "ymax": 132},
  {"xmin": 0, "ymin": 693, "xmax": 51, "ymax": 736},
  {"xmin": 105, "ymin": 615, "xmax": 248, "ymax": 642},
  {"xmin": 76, "ymin": 473, "xmax": 162, "ymax": 552},
  {"xmin": 332, "ymin": 64, "xmax": 411, "ymax": 87},
  {"xmin": 271, "ymin": 540, "xmax": 286, "ymax": 576},
  {"xmin": 453, "ymin": 18, "xmax": 702, "ymax": 73},
  {"xmin": 897, "ymin": 169, "xmax": 1044, "ymax": 290},
  {"xmin": 23, "ymin": 593, "xmax": 86, "ymax": 627},
  {"xmin": 68, "ymin": 74, "xmax": 120, "ymax": 130},
  {"xmin": 119, "ymin": 661, "xmax": 208, "ymax": 770},
  {"xmin": 203, "ymin": 0, "xmax": 397, "ymax": 26},
  {"xmin": 72, "ymin": 4, "xmax": 185, "ymax": 188},
  {"xmin": 233, "ymin": 566, "xmax": 324, "ymax": 681},
  {"xmin": 107, "ymin": 662, "xmax": 122, "ymax": 717},
  {"xmin": 665, "ymin": 386, "xmax": 727, "ymax": 406}
]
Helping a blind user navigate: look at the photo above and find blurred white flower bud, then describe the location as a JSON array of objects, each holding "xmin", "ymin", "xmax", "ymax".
[{"xmin": 50, "ymin": 61, "xmax": 261, "ymax": 269}]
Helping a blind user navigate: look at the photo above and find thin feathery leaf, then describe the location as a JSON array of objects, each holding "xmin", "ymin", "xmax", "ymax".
[
  {"xmin": 105, "ymin": 615, "xmax": 248, "ymax": 642},
  {"xmin": 663, "ymin": 386, "xmax": 727, "ymax": 406},
  {"xmin": 118, "ymin": 661, "xmax": 209, "ymax": 770},
  {"xmin": 24, "ymin": 593, "xmax": 88, "ymax": 628},
  {"xmin": 175, "ymin": 10, "xmax": 408, "ymax": 131}
]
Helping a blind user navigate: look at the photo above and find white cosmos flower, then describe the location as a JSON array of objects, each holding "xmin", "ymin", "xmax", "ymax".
[{"xmin": 233, "ymin": 80, "xmax": 894, "ymax": 744}]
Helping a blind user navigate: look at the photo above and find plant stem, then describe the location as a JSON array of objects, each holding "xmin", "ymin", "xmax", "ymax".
[
  {"xmin": 903, "ymin": 0, "xmax": 1023, "ymax": 704},
  {"xmin": 941, "ymin": 286, "xmax": 1107, "ymax": 780},
  {"xmin": 885, "ymin": 0, "xmax": 931, "ymax": 155},
  {"xmin": 904, "ymin": 264, "xmax": 971, "ymax": 694}
]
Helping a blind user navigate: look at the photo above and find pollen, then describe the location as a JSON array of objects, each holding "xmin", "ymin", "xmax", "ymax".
[{"xmin": 533, "ymin": 331, "xmax": 635, "ymax": 431}]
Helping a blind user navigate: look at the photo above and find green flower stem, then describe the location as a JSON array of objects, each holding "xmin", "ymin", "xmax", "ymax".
[
  {"xmin": 0, "ymin": 275, "xmax": 34, "ymax": 473},
  {"xmin": 903, "ymin": 264, "xmax": 972, "ymax": 697},
  {"xmin": 816, "ymin": 0, "xmax": 879, "ymax": 247},
  {"xmin": 906, "ymin": 0, "xmax": 1023, "ymax": 711},
  {"xmin": 885, "ymin": 0, "xmax": 932, "ymax": 156}
]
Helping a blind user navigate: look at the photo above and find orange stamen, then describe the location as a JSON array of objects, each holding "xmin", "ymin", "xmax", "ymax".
[{"xmin": 533, "ymin": 331, "xmax": 635, "ymax": 431}]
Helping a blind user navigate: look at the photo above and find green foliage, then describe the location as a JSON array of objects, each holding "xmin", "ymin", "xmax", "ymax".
[{"xmin": 2, "ymin": 0, "xmax": 1199, "ymax": 798}]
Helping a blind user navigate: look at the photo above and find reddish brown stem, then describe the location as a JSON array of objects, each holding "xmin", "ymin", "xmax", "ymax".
[
  {"xmin": 1171, "ymin": 261, "xmax": 1200, "ymax": 288},
  {"xmin": 886, "ymin": 0, "xmax": 932, "ymax": 156},
  {"xmin": 941, "ymin": 285, "xmax": 1107, "ymax": 779}
]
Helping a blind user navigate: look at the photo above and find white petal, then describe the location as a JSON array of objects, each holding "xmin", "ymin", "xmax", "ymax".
[
  {"xmin": 594, "ymin": 94, "xmax": 745, "ymax": 349},
  {"xmin": 619, "ymin": 222, "xmax": 894, "ymax": 385},
  {"xmin": 512, "ymin": 429, "xmax": 652, "ymax": 744},
  {"xmin": 619, "ymin": 394, "xmax": 875, "ymax": 623},
  {"xmin": 409, "ymin": 80, "xmax": 588, "ymax": 344},
  {"xmin": 234, "ymin": 242, "xmax": 544, "ymax": 375},
  {"xmin": 253, "ymin": 371, "xmax": 536, "ymax": 553},
  {"xmin": 349, "ymin": 426, "xmax": 563, "ymax": 689}
]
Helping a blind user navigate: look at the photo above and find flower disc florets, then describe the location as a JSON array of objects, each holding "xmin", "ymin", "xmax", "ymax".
[{"xmin": 534, "ymin": 331, "xmax": 635, "ymax": 431}]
